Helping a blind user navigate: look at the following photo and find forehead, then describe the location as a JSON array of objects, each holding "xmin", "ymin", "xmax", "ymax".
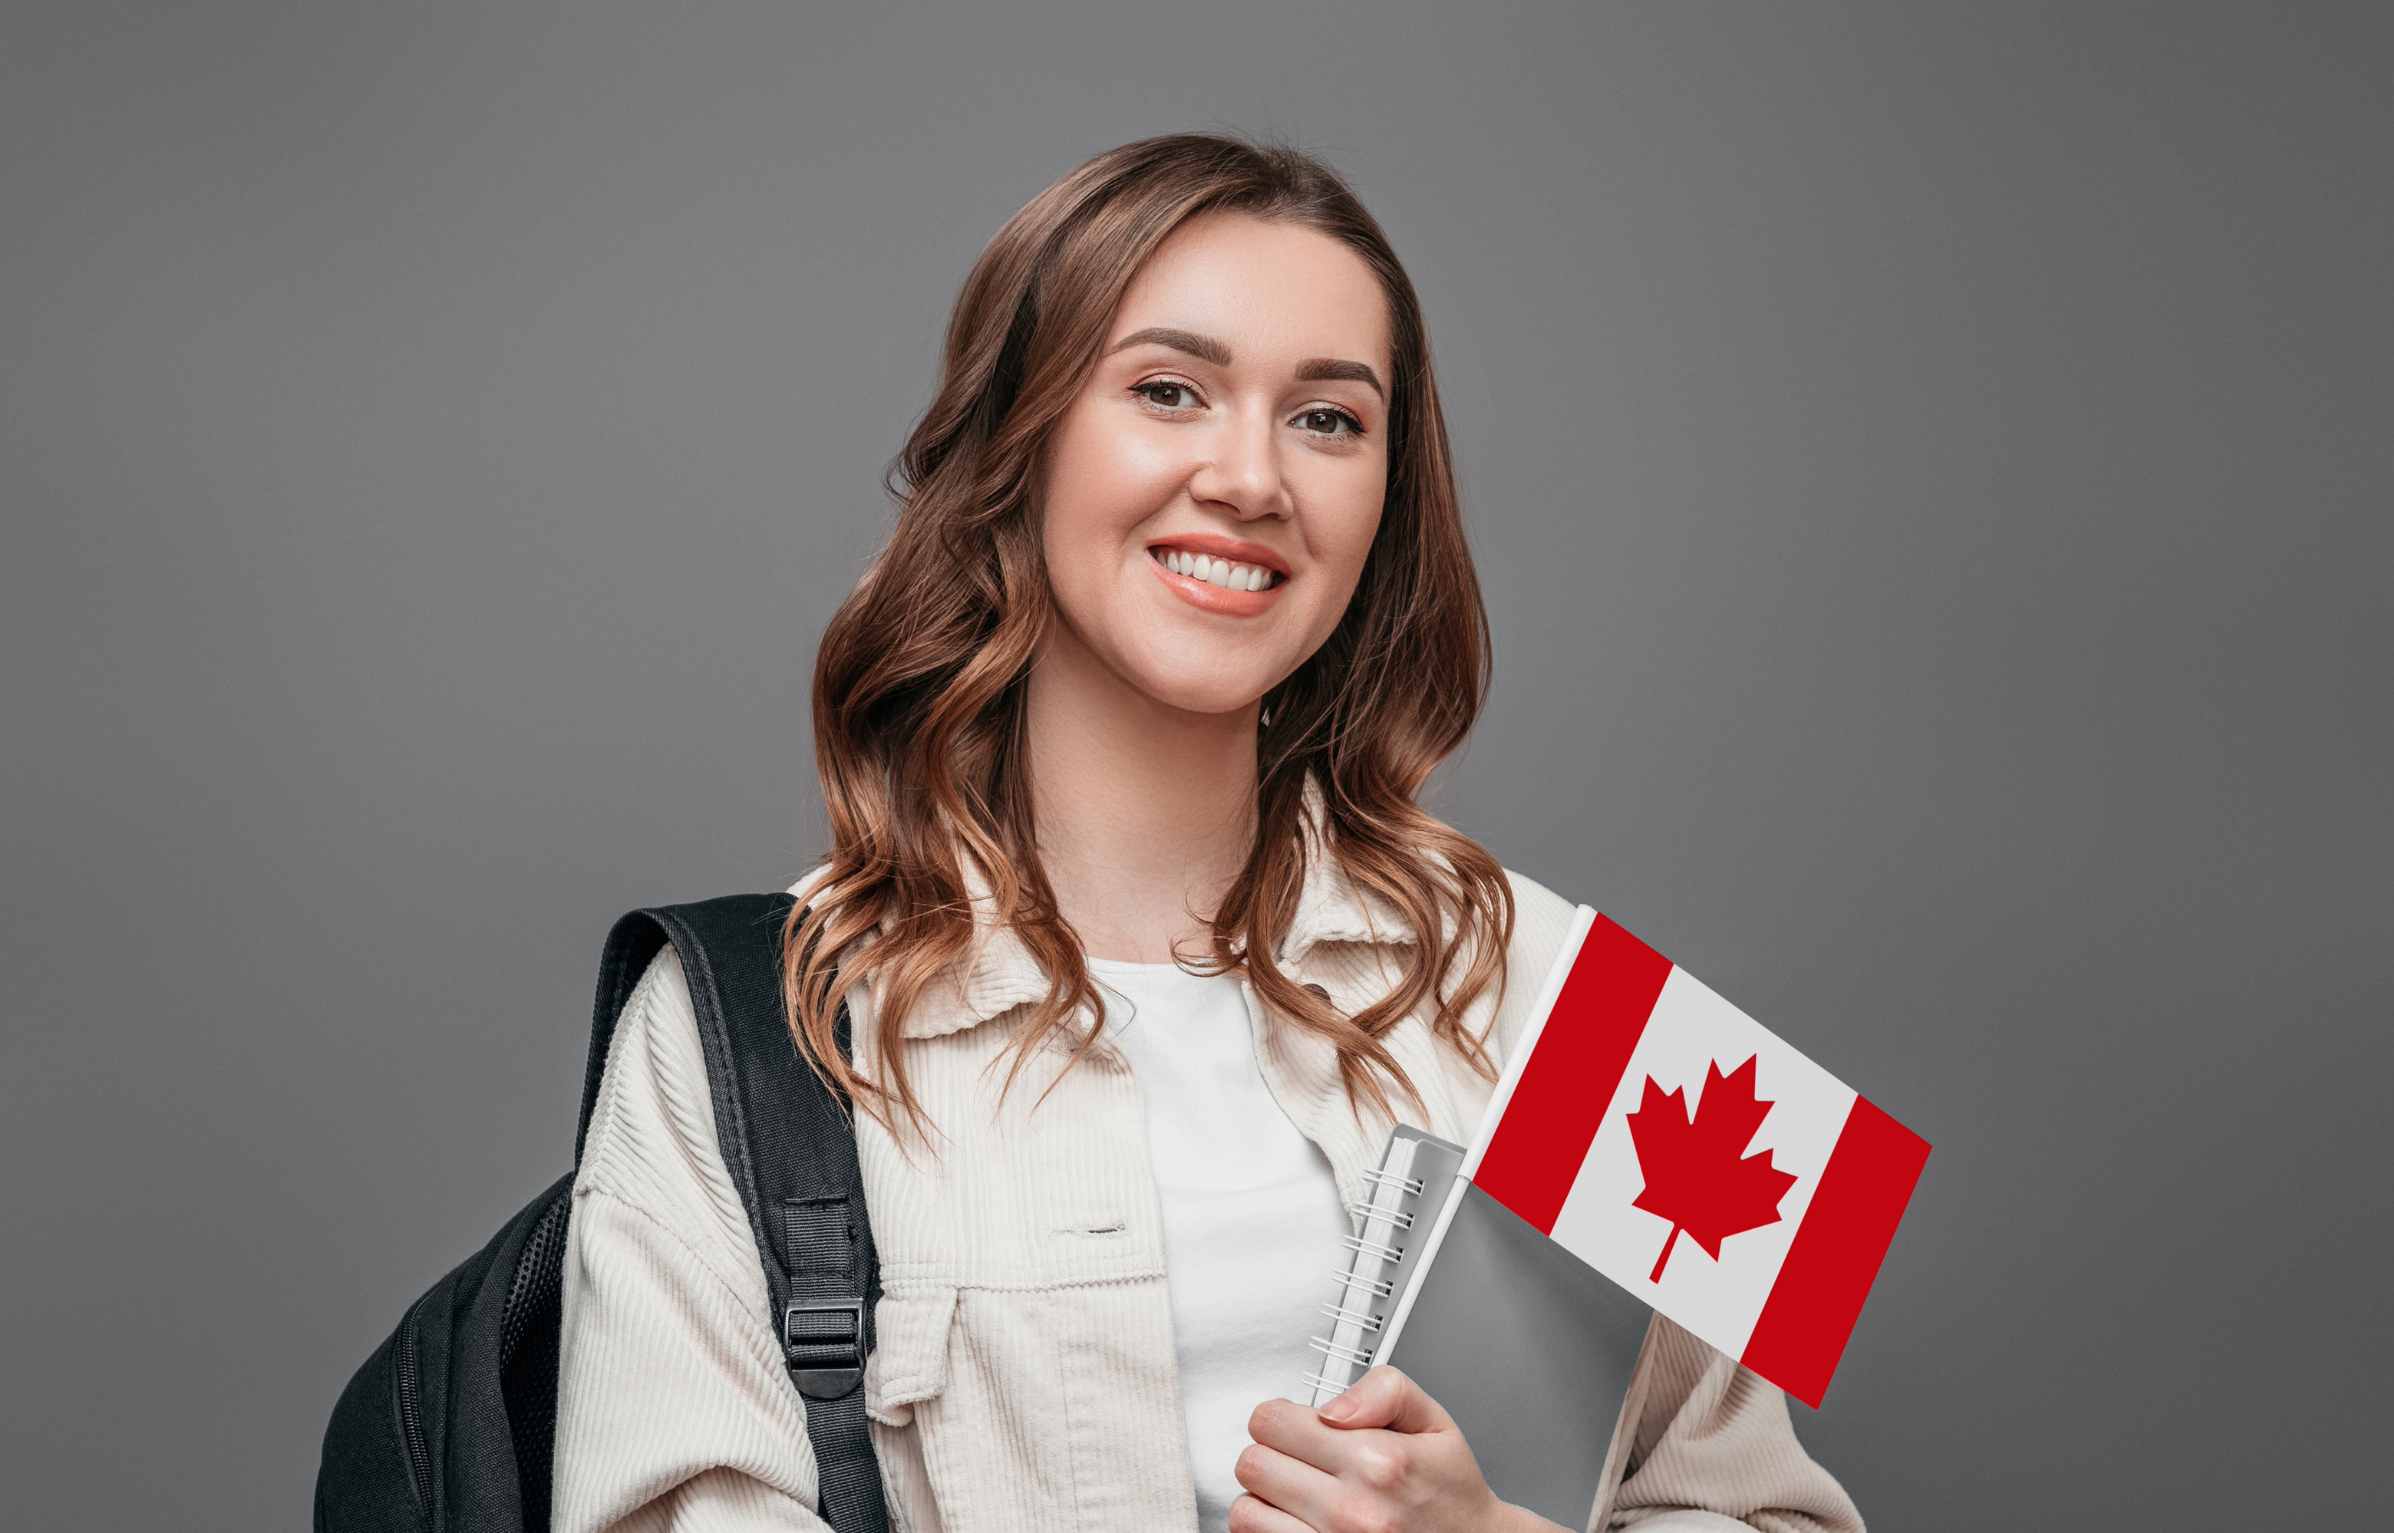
[{"xmin": 1108, "ymin": 211, "xmax": 1391, "ymax": 376}]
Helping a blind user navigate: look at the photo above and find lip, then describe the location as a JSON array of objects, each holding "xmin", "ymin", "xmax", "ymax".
[
  {"xmin": 1143, "ymin": 531, "xmax": 1293, "ymax": 578},
  {"xmin": 1146, "ymin": 546, "xmax": 1287, "ymax": 616}
]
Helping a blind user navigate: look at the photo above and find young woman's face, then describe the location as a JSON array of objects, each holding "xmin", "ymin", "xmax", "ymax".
[{"xmin": 1034, "ymin": 210, "xmax": 1392, "ymax": 718}]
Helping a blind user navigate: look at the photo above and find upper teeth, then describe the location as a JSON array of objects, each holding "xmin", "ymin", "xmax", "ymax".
[{"xmin": 1158, "ymin": 548, "xmax": 1277, "ymax": 591}]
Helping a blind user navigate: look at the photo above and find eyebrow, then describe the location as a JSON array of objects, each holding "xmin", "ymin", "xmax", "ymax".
[{"xmin": 1104, "ymin": 325, "xmax": 1385, "ymax": 402}]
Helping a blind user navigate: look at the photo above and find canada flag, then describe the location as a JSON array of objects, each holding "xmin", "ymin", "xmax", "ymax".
[{"xmin": 1463, "ymin": 905, "xmax": 1930, "ymax": 1408}]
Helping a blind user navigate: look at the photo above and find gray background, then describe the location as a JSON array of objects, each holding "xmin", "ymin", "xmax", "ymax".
[{"xmin": 4, "ymin": 3, "xmax": 2384, "ymax": 1527}]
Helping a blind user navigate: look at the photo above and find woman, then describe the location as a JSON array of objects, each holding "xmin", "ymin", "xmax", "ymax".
[{"xmin": 553, "ymin": 132, "xmax": 1864, "ymax": 1533}]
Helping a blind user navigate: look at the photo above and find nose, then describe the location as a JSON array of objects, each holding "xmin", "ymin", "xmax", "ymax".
[{"xmin": 1188, "ymin": 404, "xmax": 1290, "ymax": 521}]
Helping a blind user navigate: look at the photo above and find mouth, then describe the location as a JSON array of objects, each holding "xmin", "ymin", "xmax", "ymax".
[
  {"xmin": 1145, "ymin": 543, "xmax": 1290, "ymax": 616},
  {"xmin": 1145, "ymin": 544, "xmax": 1290, "ymax": 592}
]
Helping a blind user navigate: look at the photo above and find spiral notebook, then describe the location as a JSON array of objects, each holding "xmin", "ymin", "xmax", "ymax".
[{"xmin": 1304, "ymin": 1124, "xmax": 1654, "ymax": 1531}]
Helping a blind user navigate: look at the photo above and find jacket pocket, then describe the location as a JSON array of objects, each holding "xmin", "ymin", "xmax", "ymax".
[
  {"xmin": 862, "ymin": 1284, "xmax": 961, "ymax": 1532},
  {"xmin": 864, "ymin": 1278, "xmax": 1194, "ymax": 1530},
  {"xmin": 864, "ymin": 1284, "xmax": 956, "ymax": 1427}
]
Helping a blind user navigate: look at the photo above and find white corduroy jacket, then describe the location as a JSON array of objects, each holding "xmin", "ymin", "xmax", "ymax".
[{"xmin": 553, "ymin": 788, "xmax": 1866, "ymax": 1533}]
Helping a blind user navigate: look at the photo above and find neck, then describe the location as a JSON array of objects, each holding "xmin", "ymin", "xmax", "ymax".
[{"xmin": 1021, "ymin": 632, "xmax": 1260, "ymax": 965}]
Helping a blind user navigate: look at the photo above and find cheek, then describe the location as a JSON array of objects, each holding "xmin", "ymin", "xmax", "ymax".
[
  {"xmin": 1038, "ymin": 423, "xmax": 1152, "ymax": 609},
  {"xmin": 1043, "ymin": 410, "xmax": 1180, "ymax": 535},
  {"xmin": 1320, "ymin": 489, "xmax": 1386, "ymax": 590}
]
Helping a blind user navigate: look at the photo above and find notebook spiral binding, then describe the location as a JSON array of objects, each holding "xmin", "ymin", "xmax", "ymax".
[{"xmin": 1301, "ymin": 1162, "xmax": 1425, "ymax": 1400}]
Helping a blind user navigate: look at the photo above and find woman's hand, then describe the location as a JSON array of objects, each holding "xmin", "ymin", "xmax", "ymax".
[{"xmin": 1230, "ymin": 1365, "xmax": 1568, "ymax": 1532}]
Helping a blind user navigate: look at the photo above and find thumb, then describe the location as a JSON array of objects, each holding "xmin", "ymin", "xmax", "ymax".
[{"xmin": 1315, "ymin": 1364, "xmax": 1456, "ymax": 1434}]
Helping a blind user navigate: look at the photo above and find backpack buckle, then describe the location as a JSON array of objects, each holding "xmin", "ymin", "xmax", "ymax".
[{"xmin": 785, "ymin": 1299, "xmax": 867, "ymax": 1399}]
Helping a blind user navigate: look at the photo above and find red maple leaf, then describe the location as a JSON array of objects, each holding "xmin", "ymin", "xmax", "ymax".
[{"xmin": 1625, "ymin": 1054, "xmax": 1801, "ymax": 1284}]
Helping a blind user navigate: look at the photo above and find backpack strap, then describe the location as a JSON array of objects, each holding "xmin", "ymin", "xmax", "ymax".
[{"xmin": 582, "ymin": 891, "xmax": 890, "ymax": 1533}]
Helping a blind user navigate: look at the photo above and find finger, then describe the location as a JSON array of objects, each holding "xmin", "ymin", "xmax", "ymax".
[
  {"xmin": 1316, "ymin": 1364, "xmax": 1457, "ymax": 1435},
  {"xmin": 1225, "ymin": 1491, "xmax": 1313, "ymax": 1533},
  {"xmin": 1232, "ymin": 1440, "xmax": 1341, "ymax": 1533},
  {"xmin": 1248, "ymin": 1395, "xmax": 1389, "ymax": 1479}
]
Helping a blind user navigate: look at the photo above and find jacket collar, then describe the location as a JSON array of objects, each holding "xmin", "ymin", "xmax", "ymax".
[{"xmin": 786, "ymin": 774, "xmax": 1420, "ymax": 1040}]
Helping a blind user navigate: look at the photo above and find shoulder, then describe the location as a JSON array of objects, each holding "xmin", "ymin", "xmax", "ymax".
[
  {"xmin": 577, "ymin": 941, "xmax": 700, "ymax": 1200},
  {"xmin": 785, "ymin": 859, "xmax": 840, "ymax": 912},
  {"xmin": 1498, "ymin": 862, "xmax": 1578, "ymax": 948},
  {"xmin": 1484, "ymin": 862, "xmax": 1583, "ymax": 1064},
  {"xmin": 574, "ymin": 939, "xmax": 760, "ymax": 1291},
  {"xmin": 1376, "ymin": 859, "xmax": 1583, "ymax": 1079}
]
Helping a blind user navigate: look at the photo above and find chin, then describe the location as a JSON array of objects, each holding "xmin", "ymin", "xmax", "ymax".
[{"xmin": 1131, "ymin": 670, "xmax": 1270, "ymax": 718}]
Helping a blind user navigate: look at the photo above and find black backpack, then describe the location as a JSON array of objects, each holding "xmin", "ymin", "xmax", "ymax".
[{"xmin": 314, "ymin": 892, "xmax": 889, "ymax": 1532}]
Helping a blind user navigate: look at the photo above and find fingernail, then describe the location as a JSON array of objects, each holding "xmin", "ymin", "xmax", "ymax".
[{"xmin": 1319, "ymin": 1394, "xmax": 1358, "ymax": 1422}]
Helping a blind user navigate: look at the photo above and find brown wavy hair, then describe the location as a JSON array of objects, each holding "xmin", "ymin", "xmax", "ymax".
[{"xmin": 779, "ymin": 130, "xmax": 1517, "ymax": 1160}]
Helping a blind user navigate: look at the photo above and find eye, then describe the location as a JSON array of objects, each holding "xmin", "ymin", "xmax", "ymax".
[
  {"xmin": 1297, "ymin": 406, "xmax": 1367, "ymax": 439},
  {"xmin": 1131, "ymin": 378, "xmax": 1370, "ymax": 441},
  {"xmin": 1131, "ymin": 379, "xmax": 1200, "ymax": 411}
]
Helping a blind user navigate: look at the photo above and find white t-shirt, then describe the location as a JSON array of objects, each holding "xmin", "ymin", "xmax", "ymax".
[{"xmin": 1083, "ymin": 954, "xmax": 1352, "ymax": 1533}]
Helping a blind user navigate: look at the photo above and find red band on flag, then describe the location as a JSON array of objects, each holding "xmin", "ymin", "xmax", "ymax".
[
  {"xmin": 1475, "ymin": 914, "xmax": 1672, "ymax": 1234},
  {"xmin": 1738, "ymin": 1094, "xmax": 1930, "ymax": 1408}
]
